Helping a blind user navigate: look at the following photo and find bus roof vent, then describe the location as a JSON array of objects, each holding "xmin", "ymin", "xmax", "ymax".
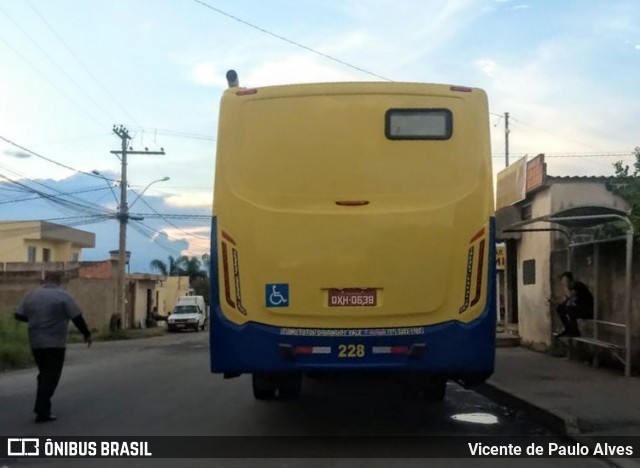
[{"xmin": 226, "ymin": 70, "xmax": 239, "ymax": 88}]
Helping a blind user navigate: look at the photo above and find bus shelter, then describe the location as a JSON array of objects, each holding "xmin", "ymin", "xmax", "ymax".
[{"xmin": 503, "ymin": 206, "xmax": 634, "ymax": 377}]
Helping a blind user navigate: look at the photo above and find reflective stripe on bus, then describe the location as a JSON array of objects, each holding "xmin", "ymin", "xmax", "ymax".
[{"xmin": 295, "ymin": 346, "xmax": 332, "ymax": 355}]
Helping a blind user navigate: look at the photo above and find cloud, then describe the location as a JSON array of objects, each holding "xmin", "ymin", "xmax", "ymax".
[
  {"xmin": 190, "ymin": 62, "xmax": 229, "ymax": 88},
  {"xmin": 635, "ymin": 44, "xmax": 640, "ymax": 50},
  {"xmin": 481, "ymin": 39, "xmax": 640, "ymax": 178},
  {"xmin": 243, "ymin": 54, "xmax": 361, "ymax": 86},
  {"xmin": 318, "ymin": 30, "xmax": 371, "ymax": 56},
  {"xmin": 185, "ymin": 0, "xmax": 487, "ymax": 88},
  {"xmin": 476, "ymin": 59, "xmax": 498, "ymax": 77},
  {"xmin": 3, "ymin": 149, "xmax": 31, "ymax": 159},
  {"xmin": 189, "ymin": 50, "xmax": 362, "ymax": 90},
  {"xmin": 160, "ymin": 226, "xmax": 210, "ymax": 257},
  {"xmin": 510, "ymin": 4, "xmax": 530, "ymax": 10},
  {"xmin": 164, "ymin": 192, "xmax": 212, "ymax": 208}
]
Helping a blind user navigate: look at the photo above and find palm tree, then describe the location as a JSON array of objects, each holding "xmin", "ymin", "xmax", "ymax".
[
  {"xmin": 178, "ymin": 256, "xmax": 207, "ymax": 283},
  {"xmin": 149, "ymin": 255, "xmax": 183, "ymax": 276},
  {"xmin": 150, "ymin": 255, "xmax": 207, "ymax": 284}
]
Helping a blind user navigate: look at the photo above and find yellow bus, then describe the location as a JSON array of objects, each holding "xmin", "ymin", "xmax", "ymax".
[{"xmin": 210, "ymin": 70, "xmax": 496, "ymax": 401}]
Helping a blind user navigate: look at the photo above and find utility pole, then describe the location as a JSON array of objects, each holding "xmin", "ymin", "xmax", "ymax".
[
  {"xmin": 504, "ymin": 112, "xmax": 510, "ymax": 167},
  {"xmin": 111, "ymin": 125, "xmax": 165, "ymax": 329}
]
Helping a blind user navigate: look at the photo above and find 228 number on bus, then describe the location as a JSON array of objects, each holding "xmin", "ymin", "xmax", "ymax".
[{"xmin": 338, "ymin": 344, "xmax": 365, "ymax": 358}]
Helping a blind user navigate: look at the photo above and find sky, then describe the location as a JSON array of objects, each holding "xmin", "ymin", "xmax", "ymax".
[{"xmin": 1, "ymin": 0, "xmax": 639, "ymax": 271}]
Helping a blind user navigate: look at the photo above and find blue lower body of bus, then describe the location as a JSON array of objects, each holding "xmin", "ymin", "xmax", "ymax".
[
  {"xmin": 209, "ymin": 303, "xmax": 495, "ymax": 383},
  {"xmin": 209, "ymin": 217, "xmax": 496, "ymax": 384}
]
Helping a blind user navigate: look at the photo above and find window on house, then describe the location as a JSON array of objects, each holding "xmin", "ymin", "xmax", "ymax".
[
  {"xmin": 523, "ymin": 259, "xmax": 536, "ymax": 285},
  {"xmin": 42, "ymin": 248, "xmax": 51, "ymax": 262},
  {"xmin": 72, "ymin": 253, "xmax": 79, "ymax": 262},
  {"xmin": 521, "ymin": 203, "xmax": 532, "ymax": 221},
  {"xmin": 27, "ymin": 246, "xmax": 37, "ymax": 263}
]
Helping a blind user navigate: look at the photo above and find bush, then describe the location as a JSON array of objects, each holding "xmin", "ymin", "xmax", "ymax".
[{"xmin": 0, "ymin": 314, "xmax": 32, "ymax": 371}]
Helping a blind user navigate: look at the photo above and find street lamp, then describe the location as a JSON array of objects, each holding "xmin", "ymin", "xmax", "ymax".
[
  {"xmin": 91, "ymin": 170, "xmax": 119, "ymax": 205},
  {"xmin": 129, "ymin": 177, "xmax": 170, "ymax": 209}
]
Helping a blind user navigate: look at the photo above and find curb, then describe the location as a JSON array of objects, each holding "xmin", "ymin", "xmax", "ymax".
[
  {"xmin": 476, "ymin": 381, "xmax": 640, "ymax": 468},
  {"xmin": 476, "ymin": 381, "xmax": 581, "ymax": 435}
]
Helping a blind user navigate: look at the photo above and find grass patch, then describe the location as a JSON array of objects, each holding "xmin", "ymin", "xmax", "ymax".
[
  {"xmin": 0, "ymin": 314, "xmax": 33, "ymax": 371},
  {"xmin": 0, "ymin": 313, "xmax": 167, "ymax": 371},
  {"xmin": 67, "ymin": 327, "xmax": 167, "ymax": 343}
]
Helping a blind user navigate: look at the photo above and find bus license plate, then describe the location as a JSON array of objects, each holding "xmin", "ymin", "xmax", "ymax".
[{"xmin": 328, "ymin": 289, "xmax": 377, "ymax": 307}]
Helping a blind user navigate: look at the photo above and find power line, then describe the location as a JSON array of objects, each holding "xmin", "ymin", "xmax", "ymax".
[
  {"xmin": 130, "ymin": 189, "xmax": 210, "ymax": 240},
  {"xmin": 131, "ymin": 213, "xmax": 212, "ymax": 219},
  {"xmin": 135, "ymin": 220, "xmax": 192, "ymax": 245},
  {"xmin": 0, "ymin": 186, "xmax": 110, "ymax": 205},
  {"xmin": 0, "ymin": 4, "xmax": 117, "ymax": 123},
  {"xmin": 131, "ymin": 185, "xmax": 212, "ymax": 190},
  {"xmin": 0, "ymin": 134, "xmax": 117, "ymax": 181},
  {"xmin": 0, "ymin": 33, "xmax": 105, "ymax": 128},
  {"xmin": 0, "ymin": 171, "xmax": 113, "ymax": 217},
  {"xmin": 42, "ymin": 214, "xmax": 112, "ymax": 222},
  {"xmin": 191, "ymin": 0, "xmax": 392, "ymax": 82},
  {"xmin": 25, "ymin": 0, "xmax": 140, "ymax": 126},
  {"xmin": 129, "ymin": 126, "xmax": 216, "ymax": 142},
  {"xmin": 509, "ymin": 117, "xmax": 603, "ymax": 152},
  {"xmin": 30, "ymin": 133, "xmax": 112, "ymax": 147},
  {"xmin": 129, "ymin": 221, "xmax": 184, "ymax": 256}
]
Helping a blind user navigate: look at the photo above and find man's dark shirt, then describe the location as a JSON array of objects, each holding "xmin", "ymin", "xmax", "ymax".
[{"xmin": 571, "ymin": 281, "xmax": 594, "ymax": 311}]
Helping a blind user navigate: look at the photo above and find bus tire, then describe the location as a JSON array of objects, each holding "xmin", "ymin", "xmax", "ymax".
[
  {"xmin": 278, "ymin": 374, "xmax": 302, "ymax": 399},
  {"xmin": 419, "ymin": 377, "xmax": 447, "ymax": 402},
  {"xmin": 252, "ymin": 374, "xmax": 277, "ymax": 400}
]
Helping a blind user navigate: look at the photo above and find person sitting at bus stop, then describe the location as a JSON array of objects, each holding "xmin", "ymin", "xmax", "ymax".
[{"xmin": 548, "ymin": 271, "xmax": 594, "ymax": 338}]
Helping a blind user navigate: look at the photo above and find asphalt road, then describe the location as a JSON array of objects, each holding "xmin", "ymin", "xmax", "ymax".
[{"xmin": 0, "ymin": 331, "xmax": 613, "ymax": 468}]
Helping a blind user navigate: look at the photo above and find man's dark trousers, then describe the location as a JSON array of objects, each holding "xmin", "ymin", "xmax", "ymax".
[
  {"xmin": 32, "ymin": 348, "xmax": 65, "ymax": 416},
  {"xmin": 557, "ymin": 303, "xmax": 593, "ymax": 335}
]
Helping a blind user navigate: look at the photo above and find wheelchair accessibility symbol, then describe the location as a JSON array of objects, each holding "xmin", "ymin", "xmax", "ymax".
[{"xmin": 266, "ymin": 283, "xmax": 289, "ymax": 307}]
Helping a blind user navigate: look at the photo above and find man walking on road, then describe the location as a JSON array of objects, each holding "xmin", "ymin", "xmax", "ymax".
[{"xmin": 14, "ymin": 271, "xmax": 92, "ymax": 423}]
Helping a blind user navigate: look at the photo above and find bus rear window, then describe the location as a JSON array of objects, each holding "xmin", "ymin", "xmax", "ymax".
[{"xmin": 385, "ymin": 109, "xmax": 452, "ymax": 140}]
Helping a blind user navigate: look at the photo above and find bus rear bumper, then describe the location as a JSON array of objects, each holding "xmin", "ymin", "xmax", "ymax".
[{"xmin": 210, "ymin": 305, "xmax": 495, "ymax": 383}]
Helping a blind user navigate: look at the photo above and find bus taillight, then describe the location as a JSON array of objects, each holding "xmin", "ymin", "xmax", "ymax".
[
  {"xmin": 335, "ymin": 200, "xmax": 370, "ymax": 206},
  {"xmin": 237, "ymin": 88, "xmax": 258, "ymax": 96}
]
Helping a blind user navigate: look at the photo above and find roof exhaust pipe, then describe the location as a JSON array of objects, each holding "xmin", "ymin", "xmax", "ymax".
[{"xmin": 226, "ymin": 70, "xmax": 239, "ymax": 88}]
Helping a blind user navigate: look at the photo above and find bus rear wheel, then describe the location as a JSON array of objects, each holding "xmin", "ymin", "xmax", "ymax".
[
  {"xmin": 418, "ymin": 377, "xmax": 447, "ymax": 402},
  {"xmin": 278, "ymin": 374, "xmax": 302, "ymax": 399},
  {"xmin": 252, "ymin": 374, "xmax": 277, "ymax": 400}
]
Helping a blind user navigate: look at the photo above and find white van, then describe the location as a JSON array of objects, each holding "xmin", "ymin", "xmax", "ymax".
[{"xmin": 167, "ymin": 295, "xmax": 207, "ymax": 332}]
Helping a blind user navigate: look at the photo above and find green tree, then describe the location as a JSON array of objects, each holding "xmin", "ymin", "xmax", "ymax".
[
  {"xmin": 609, "ymin": 146, "xmax": 640, "ymax": 232},
  {"xmin": 191, "ymin": 276, "xmax": 210, "ymax": 305},
  {"xmin": 149, "ymin": 255, "xmax": 183, "ymax": 276},
  {"xmin": 149, "ymin": 255, "xmax": 207, "ymax": 284},
  {"xmin": 179, "ymin": 256, "xmax": 207, "ymax": 283}
]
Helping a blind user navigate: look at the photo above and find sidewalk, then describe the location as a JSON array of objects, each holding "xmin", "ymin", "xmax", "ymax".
[{"xmin": 479, "ymin": 345, "xmax": 640, "ymax": 436}]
